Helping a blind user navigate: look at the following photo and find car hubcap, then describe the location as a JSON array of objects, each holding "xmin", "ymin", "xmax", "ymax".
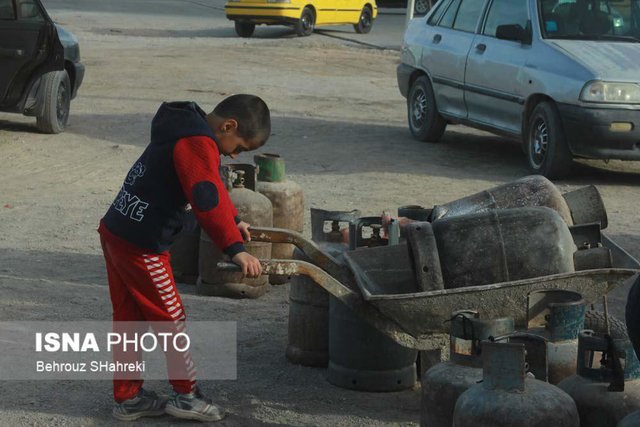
[
  {"xmin": 415, "ymin": 0, "xmax": 429, "ymax": 14},
  {"xmin": 360, "ymin": 12, "xmax": 371, "ymax": 29},
  {"xmin": 302, "ymin": 15, "xmax": 312, "ymax": 32},
  {"xmin": 531, "ymin": 118, "xmax": 548, "ymax": 168},
  {"xmin": 412, "ymin": 89, "xmax": 427, "ymax": 128},
  {"xmin": 56, "ymin": 82, "xmax": 69, "ymax": 125}
]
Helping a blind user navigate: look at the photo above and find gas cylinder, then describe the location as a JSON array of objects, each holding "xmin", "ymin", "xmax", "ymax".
[
  {"xmin": 453, "ymin": 340, "xmax": 579, "ymax": 427},
  {"xmin": 169, "ymin": 210, "xmax": 200, "ymax": 284},
  {"xmin": 430, "ymin": 175, "xmax": 608, "ymax": 229},
  {"xmin": 421, "ymin": 311, "xmax": 514, "ymax": 427},
  {"xmin": 406, "ymin": 207, "xmax": 576, "ymax": 291},
  {"xmin": 557, "ymin": 330, "xmax": 640, "ymax": 426},
  {"xmin": 254, "ymin": 153, "xmax": 304, "ymax": 285},
  {"xmin": 197, "ymin": 167, "xmax": 273, "ymax": 298},
  {"xmin": 328, "ymin": 215, "xmax": 417, "ymax": 392},
  {"xmin": 286, "ymin": 208, "xmax": 359, "ymax": 367},
  {"xmin": 618, "ymin": 409, "xmax": 640, "ymax": 427},
  {"xmin": 525, "ymin": 290, "xmax": 586, "ymax": 384}
]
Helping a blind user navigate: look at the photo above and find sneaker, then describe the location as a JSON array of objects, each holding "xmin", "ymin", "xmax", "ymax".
[
  {"xmin": 165, "ymin": 388, "xmax": 227, "ymax": 422},
  {"xmin": 112, "ymin": 388, "xmax": 168, "ymax": 421}
]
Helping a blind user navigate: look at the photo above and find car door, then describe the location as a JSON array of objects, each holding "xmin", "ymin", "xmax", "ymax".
[
  {"xmin": 463, "ymin": 0, "xmax": 531, "ymax": 134},
  {"xmin": 421, "ymin": 0, "xmax": 487, "ymax": 119},
  {"xmin": 0, "ymin": 0, "xmax": 63, "ymax": 108}
]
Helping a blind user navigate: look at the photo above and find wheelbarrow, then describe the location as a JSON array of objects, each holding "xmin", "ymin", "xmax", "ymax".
[{"xmin": 218, "ymin": 227, "xmax": 640, "ymax": 350}]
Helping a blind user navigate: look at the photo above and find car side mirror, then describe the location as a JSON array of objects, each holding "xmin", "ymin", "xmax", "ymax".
[{"xmin": 496, "ymin": 24, "xmax": 530, "ymax": 44}]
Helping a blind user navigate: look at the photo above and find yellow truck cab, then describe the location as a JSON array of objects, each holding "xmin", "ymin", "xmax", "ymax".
[{"xmin": 225, "ymin": 0, "xmax": 377, "ymax": 37}]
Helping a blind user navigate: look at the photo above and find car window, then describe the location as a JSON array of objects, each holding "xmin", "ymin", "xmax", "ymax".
[
  {"xmin": 17, "ymin": 0, "xmax": 44, "ymax": 21},
  {"xmin": 428, "ymin": 0, "xmax": 451, "ymax": 25},
  {"xmin": 439, "ymin": 0, "xmax": 462, "ymax": 27},
  {"xmin": 483, "ymin": 0, "xmax": 529, "ymax": 37},
  {"xmin": 539, "ymin": 0, "xmax": 640, "ymax": 39},
  {"xmin": 453, "ymin": 0, "xmax": 487, "ymax": 32},
  {"xmin": 0, "ymin": 0, "xmax": 15, "ymax": 20}
]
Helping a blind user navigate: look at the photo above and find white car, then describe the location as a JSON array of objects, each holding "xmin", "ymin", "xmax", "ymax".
[{"xmin": 397, "ymin": 0, "xmax": 640, "ymax": 178}]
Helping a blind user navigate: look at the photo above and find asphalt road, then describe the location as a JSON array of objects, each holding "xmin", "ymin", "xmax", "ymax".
[{"xmin": 43, "ymin": 0, "xmax": 410, "ymax": 50}]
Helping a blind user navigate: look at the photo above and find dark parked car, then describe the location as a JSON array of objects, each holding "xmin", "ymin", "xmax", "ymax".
[{"xmin": 0, "ymin": 0, "xmax": 84, "ymax": 133}]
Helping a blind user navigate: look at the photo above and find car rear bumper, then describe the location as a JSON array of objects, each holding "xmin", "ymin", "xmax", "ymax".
[
  {"xmin": 225, "ymin": 4, "xmax": 302, "ymax": 22},
  {"xmin": 396, "ymin": 63, "xmax": 414, "ymax": 98},
  {"xmin": 558, "ymin": 103, "xmax": 640, "ymax": 161}
]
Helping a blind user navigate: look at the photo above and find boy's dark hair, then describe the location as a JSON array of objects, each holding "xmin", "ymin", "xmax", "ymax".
[{"xmin": 213, "ymin": 94, "xmax": 270, "ymax": 147}]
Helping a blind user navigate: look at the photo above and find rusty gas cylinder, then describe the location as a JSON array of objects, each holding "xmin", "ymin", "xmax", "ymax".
[
  {"xmin": 421, "ymin": 311, "xmax": 514, "ymax": 427},
  {"xmin": 254, "ymin": 153, "xmax": 304, "ymax": 285},
  {"xmin": 286, "ymin": 208, "xmax": 359, "ymax": 367},
  {"xmin": 406, "ymin": 207, "xmax": 576, "ymax": 291},
  {"xmin": 197, "ymin": 167, "xmax": 273, "ymax": 298},
  {"xmin": 430, "ymin": 175, "xmax": 608, "ymax": 229},
  {"xmin": 328, "ymin": 215, "xmax": 417, "ymax": 392},
  {"xmin": 453, "ymin": 340, "xmax": 579, "ymax": 427},
  {"xmin": 558, "ymin": 330, "xmax": 640, "ymax": 426},
  {"xmin": 526, "ymin": 290, "xmax": 586, "ymax": 384},
  {"xmin": 169, "ymin": 210, "xmax": 200, "ymax": 284}
]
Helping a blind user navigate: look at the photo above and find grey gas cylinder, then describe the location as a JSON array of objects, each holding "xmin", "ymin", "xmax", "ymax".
[
  {"xmin": 254, "ymin": 153, "xmax": 304, "ymax": 285},
  {"xmin": 169, "ymin": 210, "xmax": 200, "ymax": 284},
  {"xmin": 328, "ymin": 215, "xmax": 417, "ymax": 392},
  {"xmin": 421, "ymin": 311, "xmax": 514, "ymax": 427},
  {"xmin": 526, "ymin": 290, "xmax": 586, "ymax": 384},
  {"xmin": 286, "ymin": 208, "xmax": 359, "ymax": 367},
  {"xmin": 430, "ymin": 175, "xmax": 608, "ymax": 229},
  {"xmin": 407, "ymin": 207, "xmax": 577, "ymax": 291},
  {"xmin": 453, "ymin": 340, "xmax": 579, "ymax": 427},
  {"xmin": 558, "ymin": 330, "xmax": 640, "ymax": 427},
  {"xmin": 197, "ymin": 167, "xmax": 273, "ymax": 298}
]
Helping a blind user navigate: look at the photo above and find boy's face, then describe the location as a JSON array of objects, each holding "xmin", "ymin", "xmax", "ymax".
[{"xmin": 210, "ymin": 117, "xmax": 259, "ymax": 159}]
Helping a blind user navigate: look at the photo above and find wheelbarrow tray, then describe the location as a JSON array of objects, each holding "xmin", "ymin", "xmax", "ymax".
[{"xmin": 344, "ymin": 233, "xmax": 640, "ymax": 338}]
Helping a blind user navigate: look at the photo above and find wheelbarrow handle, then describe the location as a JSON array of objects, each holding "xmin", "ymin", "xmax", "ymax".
[
  {"xmin": 248, "ymin": 226, "xmax": 349, "ymax": 281},
  {"xmin": 217, "ymin": 259, "xmax": 354, "ymax": 298}
]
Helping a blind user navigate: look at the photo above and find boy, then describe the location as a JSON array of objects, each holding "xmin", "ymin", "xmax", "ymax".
[{"xmin": 98, "ymin": 94, "xmax": 270, "ymax": 422}]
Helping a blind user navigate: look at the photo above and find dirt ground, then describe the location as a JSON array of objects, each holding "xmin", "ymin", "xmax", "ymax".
[{"xmin": 1, "ymin": 4, "xmax": 640, "ymax": 426}]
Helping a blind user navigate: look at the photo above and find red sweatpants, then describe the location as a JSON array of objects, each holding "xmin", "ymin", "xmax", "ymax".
[{"xmin": 99, "ymin": 222, "xmax": 196, "ymax": 402}]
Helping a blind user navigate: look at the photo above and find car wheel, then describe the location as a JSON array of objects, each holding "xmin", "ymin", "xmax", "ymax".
[
  {"xmin": 295, "ymin": 7, "xmax": 315, "ymax": 37},
  {"xmin": 36, "ymin": 70, "xmax": 70, "ymax": 134},
  {"xmin": 407, "ymin": 76, "xmax": 446, "ymax": 142},
  {"xmin": 415, "ymin": 0, "xmax": 430, "ymax": 15},
  {"xmin": 235, "ymin": 21, "xmax": 256, "ymax": 37},
  {"xmin": 354, "ymin": 6, "xmax": 373, "ymax": 34},
  {"xmin": 526, "ymin": 101, "xmax": 573, "ymax": 179}
]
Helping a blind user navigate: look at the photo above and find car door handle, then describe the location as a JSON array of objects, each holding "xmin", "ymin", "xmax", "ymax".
[
  {"xmin": 432, "ymin": 34, "xmax": 442, "ymax": 43},
  {"xmin": 0, "ymin": 48, "xmax": 24, "ymax": 58},
  {"xmin": 475, "ymin": 43, "xmax": 486, "ymax": 52}
]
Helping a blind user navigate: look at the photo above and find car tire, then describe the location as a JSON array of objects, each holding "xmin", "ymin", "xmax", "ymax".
[
  {"xmin": 36, "ymin": 70, "xmax": 71, "ymax": 134},
  {"xmin": 526, "ymin": 101, "xmax": 573, "ymax": 179},
  {"xmin": 407, "ymin": 76, "xmax": 446, "ymax": 142},
  {"xmin": 414, "ymin": 0, "xmax": 430, "ymax": 15},
  {"xmin": 235, "ymin": 21, "xmax": 255, "ymax": 38},
  {"xmin": 354, "ymin": 6, "xmax": 373, "ymax": 34},
  {"xmin": 295, "ymin": 7, "xmax": 315, "ymax": 37}
]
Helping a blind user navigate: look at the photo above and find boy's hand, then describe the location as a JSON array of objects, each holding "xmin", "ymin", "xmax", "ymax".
[
  {"xmin": 237, "ymin": 221, "xmax": 251, "ymax": 241},
  {"xmin": 231, "ymin": 252, "xmax": 262, "ymax": 278}
]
